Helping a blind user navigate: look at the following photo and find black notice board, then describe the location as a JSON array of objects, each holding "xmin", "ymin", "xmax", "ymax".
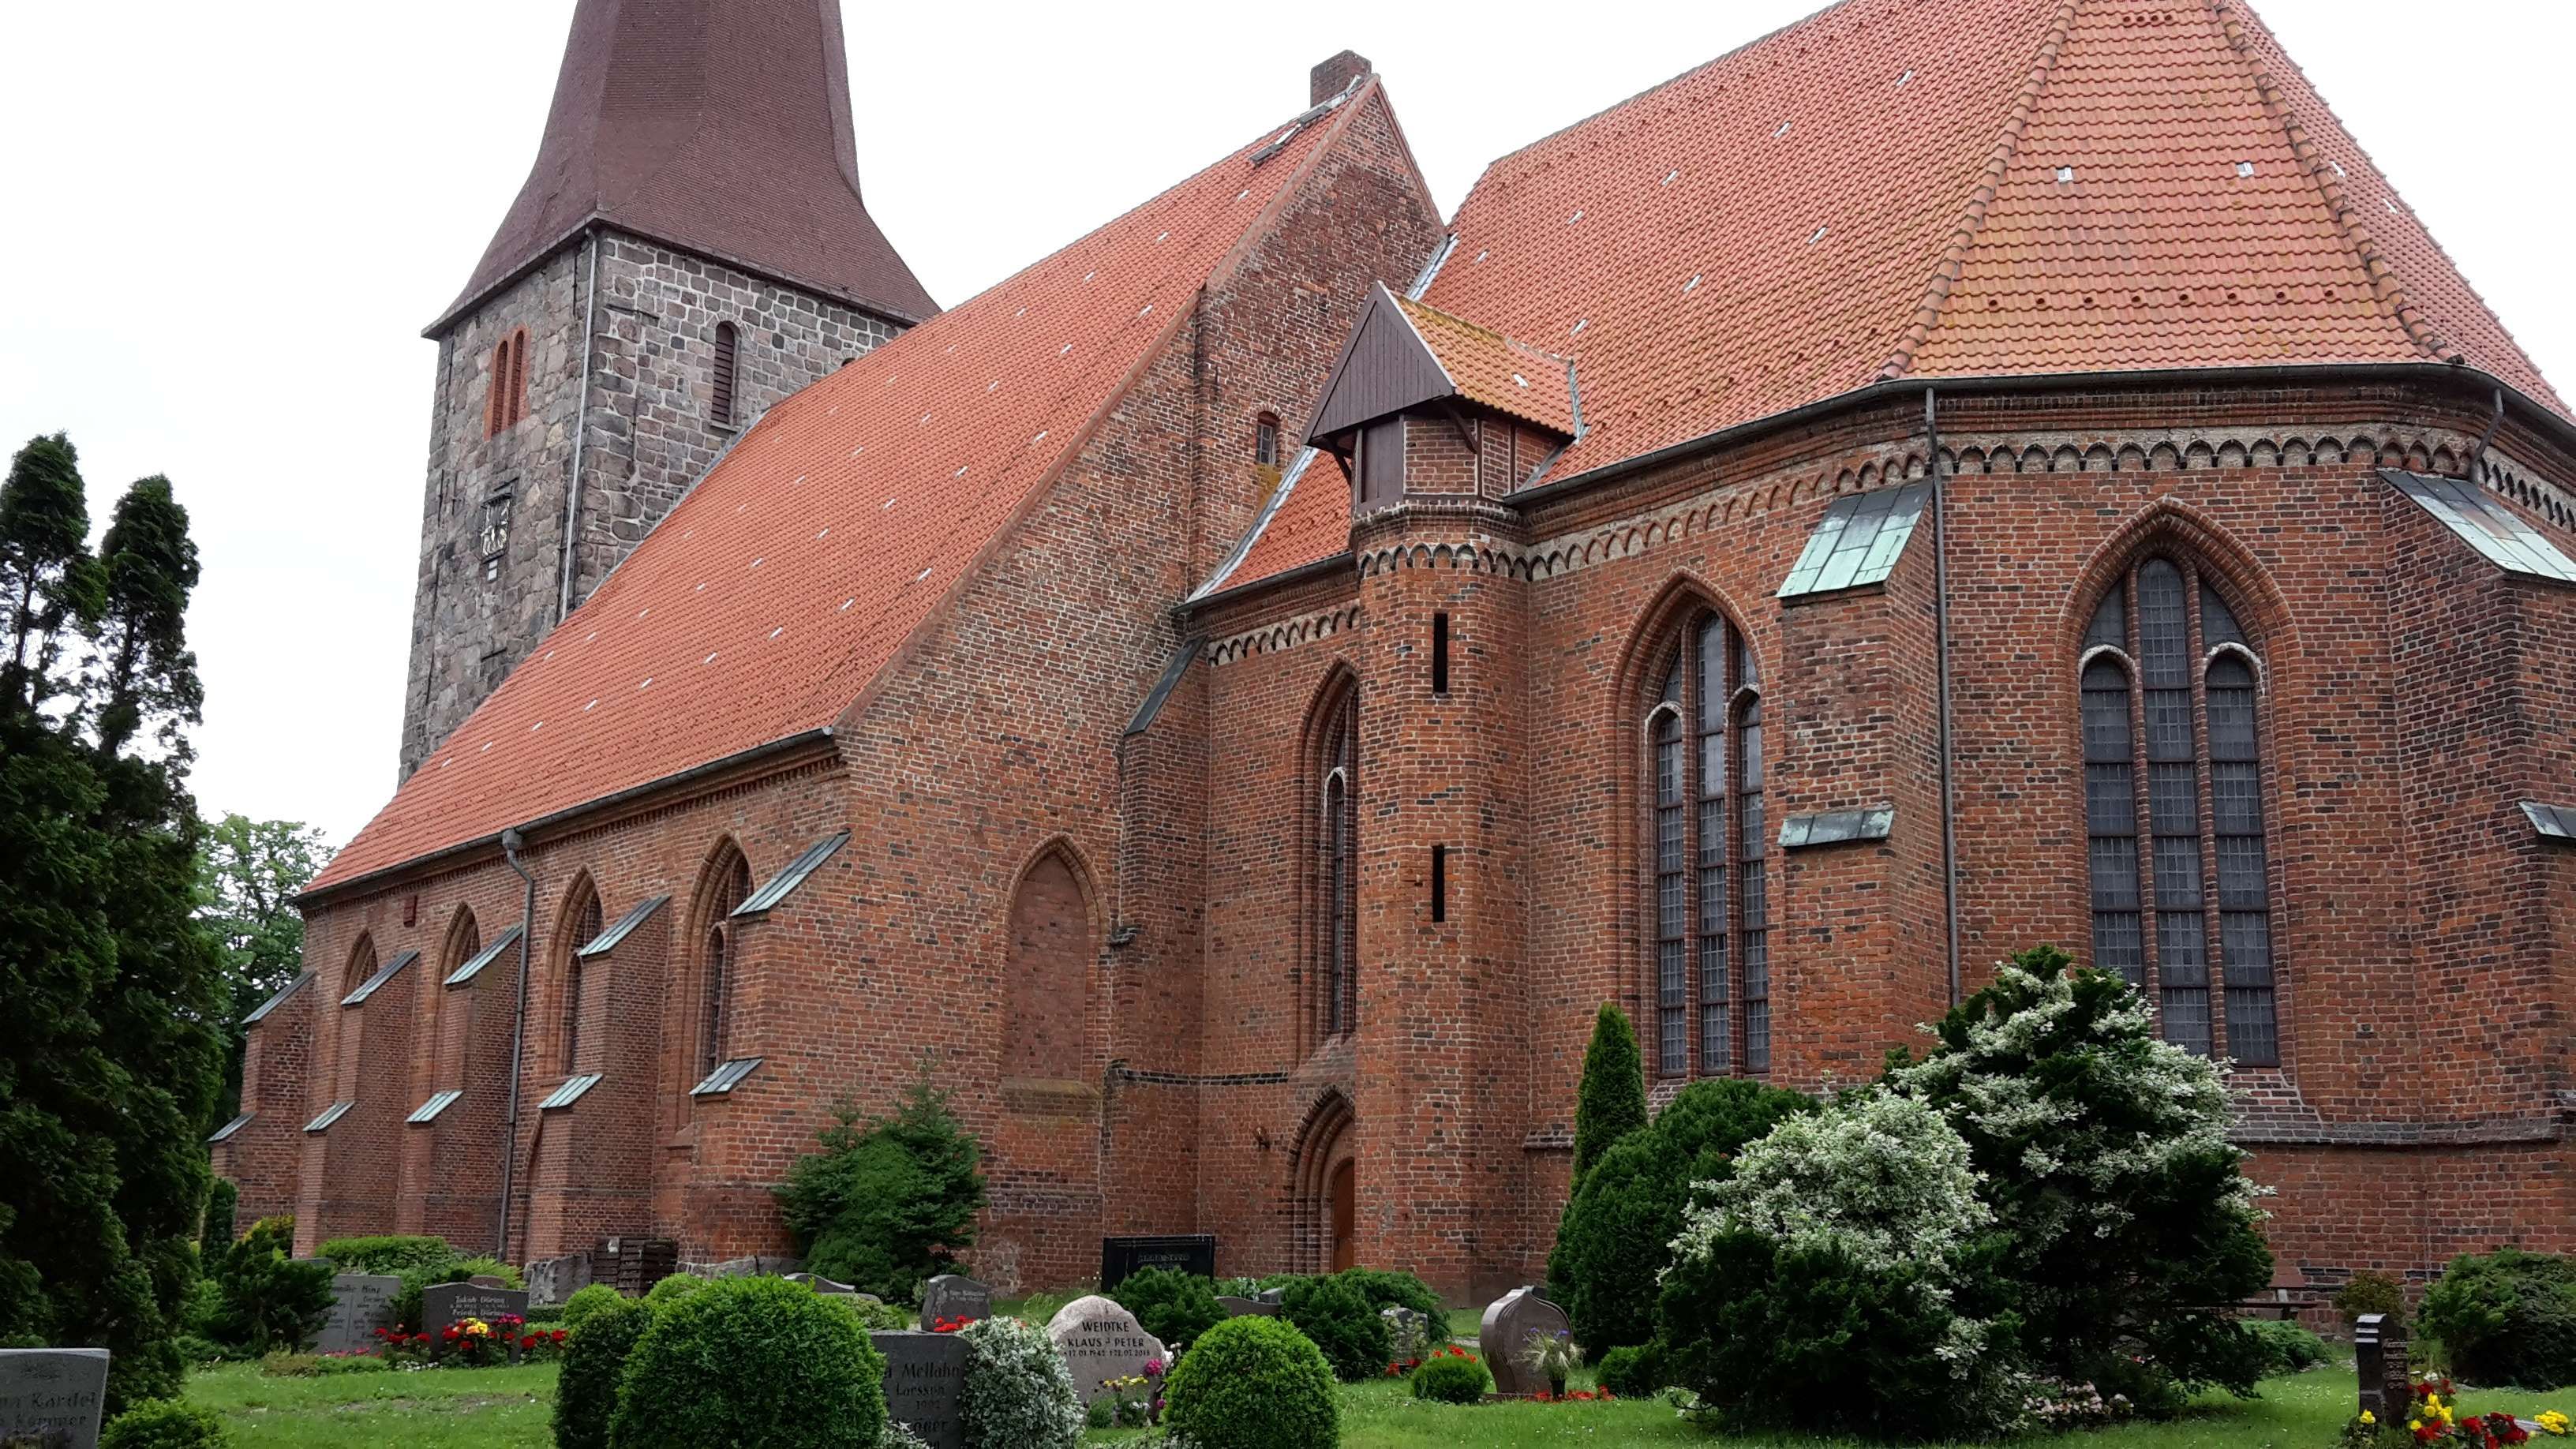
[{"xmin": 1100, "ymin": 1234, "xmax": 1216, "ymax": 1291}]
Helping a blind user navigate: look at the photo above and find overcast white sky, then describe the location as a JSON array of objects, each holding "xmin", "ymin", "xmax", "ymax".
[{"xmin": 2, "ymin": 1, "xmax": 2567, "ymax": 848}]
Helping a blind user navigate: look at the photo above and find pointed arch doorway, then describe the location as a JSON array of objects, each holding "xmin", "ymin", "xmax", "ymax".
[{"xmin": 1292, "ymin": 1093, "xmax": 1358, "ymax": 1274}]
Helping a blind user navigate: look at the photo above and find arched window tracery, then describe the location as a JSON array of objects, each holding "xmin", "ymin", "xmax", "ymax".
[
  {"xmin": 1316, "ymin": 685, "xmax": 1358, "ymax": 1041},
  {"xmin": 1645, "ymin": 609, "xmax": 1764, "ymax": 1078},
  {"xmin": 2079, "ymin": 556, "xmax": 2279, "ymax": 1064}
]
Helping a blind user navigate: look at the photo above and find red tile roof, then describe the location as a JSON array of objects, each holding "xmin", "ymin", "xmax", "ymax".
[
  {"xmin": 1391, "ymin": 293, "xmax": 1578, "ymax": 436},
  {"xmin": 1218, "ymin": 0, "xmax": 2559, "ymax": 592},
  {"xmin": 431, "ymin": 0, "xmax": 937, "ymax": 333},
  {"xmin": 317, "ymin": 90, "xmax": 1361, "ymax": 893}
]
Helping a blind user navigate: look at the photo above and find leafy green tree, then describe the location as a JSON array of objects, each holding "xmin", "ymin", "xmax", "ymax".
[
  {"xmin": 1890, "ymin": 945, "xmax": 2275, "ymax": 1402},
  {"xmin": 774, "ymin": 1065, "xmax": 987, "ymax": 1303},
  {"xmin": 0, "ymin": 436, "xmax": 227, "ymax": 1411},
  {"xmin": 206, "ymin": 1216, "xmax": 332, "ymax": 1354},
  {"xmin": 197, "ymin": 814, "xmax": 332, "ymax": 1117}
]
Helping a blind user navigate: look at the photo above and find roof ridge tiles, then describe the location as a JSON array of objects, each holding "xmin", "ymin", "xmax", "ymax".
[
  {"xmin": 1879, "ymin": 0, "xmax": 2080, "ymax": 383},
  {"xmin": 2198, "ymin": 0, "xmax": 2449, "ymax": 365}
]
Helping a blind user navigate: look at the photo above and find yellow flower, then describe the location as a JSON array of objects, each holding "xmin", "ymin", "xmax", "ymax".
[
  {"xmin": 2539, "ymin": 1410, "xmax": 2571, "ymax": 1436},
  {"xmin": 2410, "ymin": 1421, "xmax": 2423, "ymax": 1432},
  {"xmin": 2361, "ymin": 1411, "xmax": 2376, "ymax": 1425}
]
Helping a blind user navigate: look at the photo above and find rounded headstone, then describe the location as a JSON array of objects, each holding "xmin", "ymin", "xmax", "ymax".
[
  {"xmin": 1043, "ymin": 1294, "xmax": 1167, "ymax": 1406},
  {"xmin": 919, "ymin": 1274, "xmax": 993, "ymax": 1331},
  {"xmin": 1478, "ymin": 1285, "xmax": 1571, "ymax": 1398}
]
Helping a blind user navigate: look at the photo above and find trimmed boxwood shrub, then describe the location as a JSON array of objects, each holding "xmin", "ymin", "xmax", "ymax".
[
  {"xmin": 611, "ymin": 1276, "xmax": 887, "ymax": 1449},
  {"xmin": 2335, "ymin": 1270, "xmax": 2407, "ymax": 1327},
  {"xmin": 1594, "ymin": 1341, "xmax": 1664, "ymax": 1398},
  {"xmin": 100, "ymin": 1400, "xmax": 230, "ymax": 1449},
  {"xmin": 314, "ymin": 1235, "xmax": 455, "ymax": 1274},
  {"xmin": 642, "ymin": 1271, "xmax": 710, "ymax": 1309},
  {"xmin": 1114, "ymin": 1267, "xmax": 1225, "ymax": 1354},
  {"xmin": 2243, "ymin": 1318, "xmax": 2331, "ymax": 1375},
  {"xmin": 1410, "ymin": 1351, "xmax": 1488, "ymax": 1404},
  {"xmin": 1279, "ymin": 1273, "xmax": 1390, "ymax": 1382},
  {"xmin": 1163, "ymin": 1316, "xmax": 1339, "ymax": 1449},
  {"xmin": 831, "ymin": 1294, "xmax": 914, "ymax": 1332},
  {"xmin": 1552, "ymin": 1076, "xmax": 1812, "ymax": 1351},
  {"xmin": 2420, "ymin": 1249, "xmax": 2576, "ymax": 1389},
  {"xmin": 1329, "ymin": 1268, "xmax": 1443, "ymax": 1320},
  {"xmin": 558, "ymin": 1282, "xmax": 623, "ymax": 1332},
  {"xmin": 552, "ymin": 1295, "xmax": 652, "ymax": 1449},
  {"xmin": 957, "ymin": 1315, "xmax": 1084, "ymax": 1449}
]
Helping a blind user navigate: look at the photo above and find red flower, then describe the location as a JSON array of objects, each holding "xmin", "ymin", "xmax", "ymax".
[
  {"xmin": 552, "ymin": 1330, "xmax": 567, "ymax": 1343},
  {"xmin": 1385, "ymin": 1365, "xmax": 1399, "ymax": 1377}
]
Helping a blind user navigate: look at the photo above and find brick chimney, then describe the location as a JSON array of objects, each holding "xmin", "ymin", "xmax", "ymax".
[{"xmin": 1311, "ymin": 51, "xmax": 1371, "ymax": 106}]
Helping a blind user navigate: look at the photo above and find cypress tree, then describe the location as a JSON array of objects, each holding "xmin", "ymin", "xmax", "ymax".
[
  {"xmin": 1569, "ymin": 1001, "xmax": 1648, "ymax": 1182},
  {"xmin": 0, "ymin": 436, "xmax": 226, "ymax": 1411}
]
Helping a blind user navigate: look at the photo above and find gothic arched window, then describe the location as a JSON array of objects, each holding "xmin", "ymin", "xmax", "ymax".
[
  {"xmin": 1316, "ymin": 683, "xmax": 1359, "ymax": 1041},
  {"xmin": 560, "ymin": 882, "xmax": 601, "ymax": 1073},
  {"xmin": 697, "ymin": 849, "xmax": 753, "ymax": 1076},
  {"xmin": 485, "ymin": 327, "xmax": 528, "ymax": 438},
  {"xmin": 2079, "ymin": 557, "xmax": 2279, "ymax": 1064},
  {"xmin": 1646, "ymin": 610, "xmax": 1764, "ymax": 1077}
]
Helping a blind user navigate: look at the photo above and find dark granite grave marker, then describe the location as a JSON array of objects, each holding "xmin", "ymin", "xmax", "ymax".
[
  {"xmin": 1216, "ymin": 1295, "xmax": 1277, "ymax": 1317},
  {"xmin": 2356, "ymin": 1314, "xmax": 2411, "ymax": 1422},
  {"xmin": 919, "ymin": 1274, "xmax": 993, "ymax": 1330},
  {"xmin": 316, "ymin": 1274, "xmax": 403, "ymax": 1354},
  {"xmin": 1098, "ymin": 1234, "xmax": 1215, "ymax": 1292},
  {"xmin": 0, "ymin": 1348, "xmax": 108, "ymax": 1449},
  {"xmin": 420, "ymin": 1282, "xmax": 530, "ymax": 1333},
  {"xmin": 1478, "ymin": 1285, "xmax": 1571, "ymax": 1398},
  {"xmin": 873, "ymin": 1331, "xmax": 970, "ymax": 1449}
]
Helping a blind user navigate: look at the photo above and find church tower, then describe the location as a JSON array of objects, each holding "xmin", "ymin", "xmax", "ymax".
[{"xmin": 401, "ymin": 0, "xmax": 935, "ymax": 778}]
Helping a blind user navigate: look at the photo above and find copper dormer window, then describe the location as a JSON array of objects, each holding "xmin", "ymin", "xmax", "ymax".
[
  {"xmin": 1646, "ymin": 612, "xmax": 1766, "ymax": 1077},
  {"xmin": 485, "ymin": 327, "xmax": 529, "ymax": 438},
  {"xmin": 711, "ymin": 321, "xmax": 739, "ymax": 427},
  {"xmin": 2080, "ymin": 557, "xmax": 2278, "ymax": 1065}
]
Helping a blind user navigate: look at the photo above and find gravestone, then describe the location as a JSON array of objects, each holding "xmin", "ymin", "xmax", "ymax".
[
  {"xmin": 1216, "ymin": 1296, "xmax": 1277, "ymax": 1318},
  {"xmin": 526, "ymin": 1253, "xmax": 590, "ymax": 1308},
  {"xmin": 786, "ymin": 1272, "xmax": 859, "ymax": 1296},
  {"xmin": 1478, "ymin": 1285, "xmax": 1571, "ymax": 1398},
  {"xmin": 316, "ymin": 1273, "xmax": 403, "ymax": 1354},
  {"xmin": 420, "ymin": 1281, "xmax": 531, "ymax": 1333},
  {"xmin": 1044, "ymin": 1295, "xmax": 1167, "ymax": 1406},
  {"xmin": 1252, "ymin": 1286, "xmax": 1284, "ymax": 1306},
  {"xmin": 919, "ymin": 1275, "xmax": 993, "ymax": 1330},
  {"xmin": 2356, "ymin": 1313, "xmax": 2411, "ymax": 1422},
  {"xmin": 464, "ymin": 1275, "xmax": 511, "ymax": 1289},
  {"xmin": 0, "ymin": 1348, "xmax": 109, "ymax": 1449},
  {"xmin": 873, "ymin": 1332, "xmax": 970, "ymax": 1449},
  {"xmin": 1382, "ymin": 1305, "xmax": 1436, "ymax": 1365},
  {"xmin": 1098, "ymin": 1234, "xmax": 1215, "ymax": 1293}
]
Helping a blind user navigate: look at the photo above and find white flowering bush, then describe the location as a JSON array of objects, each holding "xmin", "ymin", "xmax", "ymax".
[
  {"xmin": 1893, "ymin": 945, "xmax": 2274, "ymax": 1404},
  {"xmin": 1658, "ymin": 1089, "xmax": 2026, "ymax": 1440},
  {"xmin": 957, "ymin": 1315, "xmax": 1084, "ymax": 1449}
]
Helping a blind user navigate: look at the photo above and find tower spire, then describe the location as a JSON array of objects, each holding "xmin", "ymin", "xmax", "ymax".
[{"xmin": 429, "ymin": 0, "xmax": 936, "ymax": 335}]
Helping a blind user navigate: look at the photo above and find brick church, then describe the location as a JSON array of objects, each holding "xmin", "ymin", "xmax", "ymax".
[{"xmin": 217, "ymin": 0, "xmax": 2576, "ymax": 1302}]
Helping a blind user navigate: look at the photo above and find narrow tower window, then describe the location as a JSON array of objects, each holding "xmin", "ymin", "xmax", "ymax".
[
  {"xmin": 1256, "ymin": 412, "xmax": 1282, "ymax": 468},
  {"xmin": 711, "ymin": 321, "xmax": 740, "ymax": 427},
  {"xmin": 1431, "ymin": 613, "xmax": 1450, "ymax": 695},
  {"xmin": 1430, "ymin": 844, "xmax": 1447, "ymax": 923},
  {"xmin": 485, "ymin": 327, "xmax": 529, "ymax": 438}
]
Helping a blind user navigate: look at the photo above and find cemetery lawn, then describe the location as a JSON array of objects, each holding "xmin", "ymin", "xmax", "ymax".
[
  {"xmin": 183, "ymin": 1361, "xmax": 557, "ymax": 1448},
  {"xmin": 1084, "ymin": 1366, "xmax": 2570, "ymax": 1447}
]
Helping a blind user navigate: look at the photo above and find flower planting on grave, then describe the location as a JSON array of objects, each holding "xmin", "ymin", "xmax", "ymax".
[
  {"xmin": 1408, "ymin": 1345, "xmax": 1489, "ymax": 1404},
  {"xmin": 2338, "ymin": 1375, "xmax": 2570, "ymax": 1447}
]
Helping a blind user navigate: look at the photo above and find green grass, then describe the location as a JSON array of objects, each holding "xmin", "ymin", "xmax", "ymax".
[
  {"xmin": 180, "ymin": 1354, "xmax": 2572, "ymax": 1449},
  {"xmin": 183, "ymin": 1361, "xmax": 557, "ymax": 1448}
]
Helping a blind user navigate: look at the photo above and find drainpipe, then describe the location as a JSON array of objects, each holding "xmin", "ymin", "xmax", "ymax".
[
  {"xmin": 557, "ymin": 228, "xmax": 600, "ymax": 623},
  {"xmin": 2467, "ymin": 385, "xmax": 2504, "ymax": 483},
  {"xmin": 495, "ymin": 827, "xmax": 537, "ymax": 1260},
  {"xmin": 1926, "ymin": 388, "xmax": 1963, "ymax": 1005}
]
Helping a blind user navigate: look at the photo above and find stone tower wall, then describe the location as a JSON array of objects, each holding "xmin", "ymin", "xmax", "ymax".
[{"xmin": 401, "ymin": 233, "xmax": 903, "ymax": 779}]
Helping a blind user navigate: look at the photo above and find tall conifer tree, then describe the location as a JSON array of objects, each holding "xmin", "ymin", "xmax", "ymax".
[
  {"xmin": 1570, "ymin": 1001, "xmax": 1648, "ymax": 1182},
  {"xmin": 0, "ymin": 435, "xmax": 225, "ymax": 1410}
]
